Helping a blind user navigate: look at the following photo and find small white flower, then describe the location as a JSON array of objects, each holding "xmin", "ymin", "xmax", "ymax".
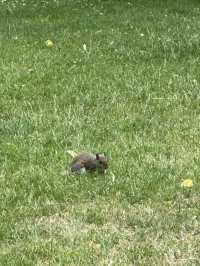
[
  {"xmin": 83, "ymin": 43, "xmax": 87, "ymax": 51},
  {"xmin": 111, "ymin": 172, "xmax": 115, "ymax": 182},
  {"xmin": 140, "ymin": 33, "xmax": 144, "ymax": 37}
]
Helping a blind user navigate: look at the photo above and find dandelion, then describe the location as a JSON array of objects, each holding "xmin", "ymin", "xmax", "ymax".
[
  {"xmin": 181, "ymin": 179, "xmax": 193, "ymax": 188},
  {"xmin": 45, "ymin": 40, "xmax": 54, "ymax": 48}
]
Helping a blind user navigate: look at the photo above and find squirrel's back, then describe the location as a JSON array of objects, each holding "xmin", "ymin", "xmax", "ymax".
[{"xmin": 70, "ymin": 152, "xmax": 108, "ymax": 173}]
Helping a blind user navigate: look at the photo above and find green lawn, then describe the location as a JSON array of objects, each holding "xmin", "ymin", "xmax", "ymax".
[{"xmin": 1, "ymin": 0, "xmax": 200, "ymax": 265}]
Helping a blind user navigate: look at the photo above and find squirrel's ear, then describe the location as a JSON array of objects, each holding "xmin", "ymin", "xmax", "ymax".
[{"xmin": 96, "ymin": 154, "xmax": 100, "ymax": 160}]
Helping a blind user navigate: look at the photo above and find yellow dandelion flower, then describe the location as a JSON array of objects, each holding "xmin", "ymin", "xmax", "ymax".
[
  {"xmin": 181, "ymin": 179, "xmax": 193, "ymax": 188},
  {"xmin": 45, "ymin": 40, "xmax": 54, "ymax": 48}
]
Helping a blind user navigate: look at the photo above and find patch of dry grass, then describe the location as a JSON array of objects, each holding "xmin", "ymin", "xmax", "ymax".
[{"xmin": 2, "ymin": 198, "xmax": 199, "ymax": 265}]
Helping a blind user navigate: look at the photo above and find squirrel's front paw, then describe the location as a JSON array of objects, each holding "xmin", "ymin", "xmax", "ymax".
[{"xmin": 72, "ymin": 167, "xmax": 86, "ymax": 175}]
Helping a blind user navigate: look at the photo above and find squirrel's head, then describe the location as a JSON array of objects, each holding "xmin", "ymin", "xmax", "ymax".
[{"xmin": 96, "ymin": 153, "xmax": 108, "ymax": 173}]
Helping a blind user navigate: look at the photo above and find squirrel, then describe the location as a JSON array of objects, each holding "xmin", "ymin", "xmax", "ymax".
[{"xmin": 70, "ymin": 152, "xmax": 108, "ymax": 174}]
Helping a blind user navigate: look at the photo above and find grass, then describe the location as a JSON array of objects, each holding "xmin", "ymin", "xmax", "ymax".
[{"xmin": 0, "ymin": 0, "xmax": 200, "ymax": 264}]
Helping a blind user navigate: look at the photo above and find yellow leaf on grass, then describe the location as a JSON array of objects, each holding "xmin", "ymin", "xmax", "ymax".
[{"xmin": 181, "ymin": 179, "xmax": 193, "ymax": 188}]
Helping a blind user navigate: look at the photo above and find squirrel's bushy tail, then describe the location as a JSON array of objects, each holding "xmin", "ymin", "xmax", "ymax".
[{"xmin": 66, "ymin": 150, "xmax": 77, "ymax": 158}]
